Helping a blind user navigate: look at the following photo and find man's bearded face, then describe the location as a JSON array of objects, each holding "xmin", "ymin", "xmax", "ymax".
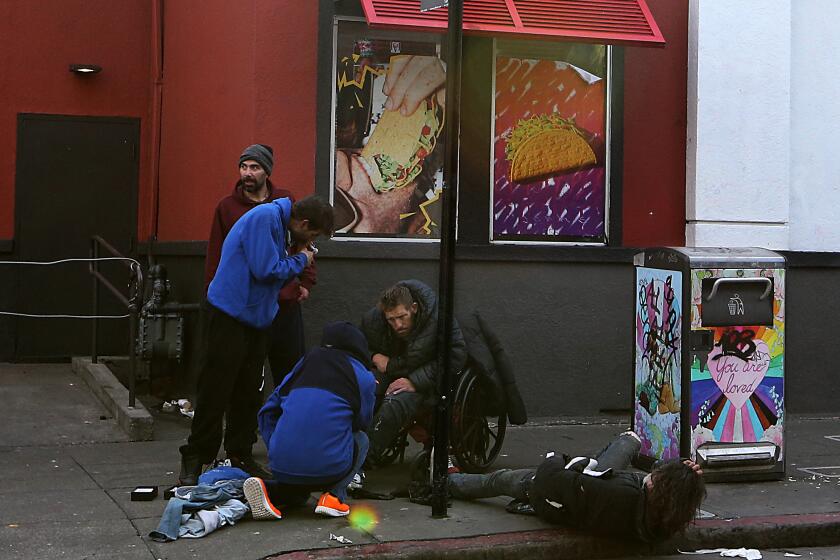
[
  {"xmin": 240, "ymin": 160, "xmax": 268, "ymax": 193},
  {"xmin": 384, "ymin": 303, "xmax": 418, "ymax": 339}
]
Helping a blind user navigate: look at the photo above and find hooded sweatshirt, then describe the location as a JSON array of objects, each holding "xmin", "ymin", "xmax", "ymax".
[
  {"xmin": 207, "ymin": 198, "xmax": 307, "ymax": 329},
  {"xmin": 204, "ymin": 180, "xmax": 316, "ymax": 301},
  {"xmin": 258, "ymin": 322, "xmax": 377, "ymax": 485},
  {"xmin": 529, "ymin": 455, "xmax": 655, "ymax": 542},
  {"xmin": 361, "ymin": 279, "xmax": 467, "ymax": 396}
]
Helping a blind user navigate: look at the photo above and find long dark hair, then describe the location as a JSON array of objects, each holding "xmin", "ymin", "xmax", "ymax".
[{"xmin": 645, "ymin": 460, "xmax": 706, "ymax": 539}]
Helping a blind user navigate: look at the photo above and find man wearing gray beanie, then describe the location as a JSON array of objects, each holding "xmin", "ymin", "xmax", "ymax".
[
  {"xmin": 238, "ymin": 144, "xmax": 274, "ymax": 197},
  {"xmin": 240, "ymin": 143, "xmax": 274, "ymax": 176}
]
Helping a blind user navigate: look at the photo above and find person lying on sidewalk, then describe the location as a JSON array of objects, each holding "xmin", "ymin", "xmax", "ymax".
[
  {"xmin": 447, "ymin": 431, "xmax": 706, "ymax": 542},
  {"xmin": 242, "ymin": 321, "xmax": 377, "ymax": 520}
]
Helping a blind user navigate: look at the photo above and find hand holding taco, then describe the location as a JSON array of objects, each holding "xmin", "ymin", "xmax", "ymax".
[{"xmin": 384, "ymin": 55, "xmax": 446, "ymax": 116}]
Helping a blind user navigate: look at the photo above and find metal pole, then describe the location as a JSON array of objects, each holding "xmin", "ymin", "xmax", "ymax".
[
  {"xmin": 431, "ymin": 0, "xmax": 463, "ymax": 519},
  {"xmin": 91, "ymin": 239, "xmax": 99, "ymax": 364},
  {"xmin": 129, "ymin": 305, "xmax": 137, "ymax": 408}
]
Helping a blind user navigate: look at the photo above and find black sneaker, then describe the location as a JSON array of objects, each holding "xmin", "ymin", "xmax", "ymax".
[
  {"xmin": 227, "ymin": 455, "xmax": 273, "ymax": 480},
  {"xmin": 179, "ymin": 455, "xmax": 203, "ymax": 486},
  {"xmin": 505, "ymin": 498, "xmax": 536, "ymax": 516}
]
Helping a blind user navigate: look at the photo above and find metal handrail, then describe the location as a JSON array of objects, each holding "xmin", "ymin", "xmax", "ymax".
[{"xmin": 89, "ymin": 235, "xmax": 144, "ymax": 408}]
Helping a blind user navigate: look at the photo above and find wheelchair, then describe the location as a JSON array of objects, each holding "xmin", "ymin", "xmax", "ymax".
[{"xmin": 376, "ymin": 359, "xmax": 507, "ymax": 473}]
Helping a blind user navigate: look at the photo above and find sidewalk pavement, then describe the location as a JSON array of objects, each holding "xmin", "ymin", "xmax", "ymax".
[{"xmin": 2, "ymin": 363, "xmax": 840, "ymax": 560}]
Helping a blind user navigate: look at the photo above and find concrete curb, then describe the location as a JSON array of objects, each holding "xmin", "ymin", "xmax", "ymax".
[
  {"xmin": 671, "ymin": 512, "xmax": 840, "ymax": 551},
  {"xmin": 267, "ymin": 530, "xmax": 634, "ymax": 560},
  {"xmin": 71, "ymin": 356, "xmax": 154, "ymax": 441},
  {"xmin": 266, "ymin": 513, "xmax": 840, "ymax": 560}
]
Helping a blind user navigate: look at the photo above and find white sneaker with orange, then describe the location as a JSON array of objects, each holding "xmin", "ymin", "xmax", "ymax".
[
  {"xmin": 314, "ymin": 492, "xmax": 350, "ymax": 517},
  {"xmin": 243, "ymin": 477, "xmax": 283, "ymax": 520}
]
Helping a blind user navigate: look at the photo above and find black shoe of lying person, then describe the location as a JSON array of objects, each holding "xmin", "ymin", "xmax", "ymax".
[
  {"xmin": 505, "ymin": 498, "xmax": 536, "ymax": 515},
  {"xmin": 227, "ymin": 455, "xmax": 273, "ymax": 480}
]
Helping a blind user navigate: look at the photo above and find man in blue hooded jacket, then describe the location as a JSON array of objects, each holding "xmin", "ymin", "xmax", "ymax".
[
  {"xmin": 242, "ymin": 321, "xmax": 377, "ymax": 520},
  {"xmin": 179, "ymin": 194, "xmax": 334, "ymax": 485}
]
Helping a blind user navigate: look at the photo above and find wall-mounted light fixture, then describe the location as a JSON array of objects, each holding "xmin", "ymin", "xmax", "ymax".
[{"xmin": 69, "ymin": 64, "xmax": 102, "ymax": 75}]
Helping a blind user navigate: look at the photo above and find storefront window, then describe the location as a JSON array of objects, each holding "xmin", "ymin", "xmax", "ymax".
[
  {"xmin": 491, "ymin": 41, "xmax": 611, "ymax": 245},
  {"xmin": 327, "ymin": 18, "xmax": 617, "ymax": 248},
  {"xmin": 331, "ymin": 19, "xmax": 445, "ymax": 241}
]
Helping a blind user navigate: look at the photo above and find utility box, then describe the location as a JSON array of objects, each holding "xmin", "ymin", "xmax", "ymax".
[{"xmin": 633, "ymin": 248, "xmax": 785, "ymax": 481}]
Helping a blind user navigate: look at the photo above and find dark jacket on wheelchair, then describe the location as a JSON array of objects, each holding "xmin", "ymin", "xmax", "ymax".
[{"xmin": 361, "ymin": 279, "xmax": 467, "ymax": 399}]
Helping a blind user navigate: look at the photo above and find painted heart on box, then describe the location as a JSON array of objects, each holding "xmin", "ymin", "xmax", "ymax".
[{"xmin": 707, "ymin": 339, "xmax": 770, "ymax": 409}]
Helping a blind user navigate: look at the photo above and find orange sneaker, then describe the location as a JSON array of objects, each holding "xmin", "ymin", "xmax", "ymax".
[
  {"xmin": 243, "ymin": 477, "xmax": 282, "ymax": 520},
  {"xmin": 314, "ymin": 492, "xmax": 350, "ymax": 517}
]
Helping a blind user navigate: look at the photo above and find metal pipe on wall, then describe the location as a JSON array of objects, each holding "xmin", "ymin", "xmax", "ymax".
[
  {"xmin": 148, "ymin": 0, "xmax": 165, "ymax": 260},
  {"xmin": 91, "ymin": 240, "xmax": 99, "ymax": 364}
]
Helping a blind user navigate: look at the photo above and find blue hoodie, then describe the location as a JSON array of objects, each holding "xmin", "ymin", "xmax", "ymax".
[
  {"xmin": 207, "ymin": 198, "xmax": 307, "ymax": 329},
  {"xmin": 258, "ymin": 322, "xmax": 377, "ymax": 485}
]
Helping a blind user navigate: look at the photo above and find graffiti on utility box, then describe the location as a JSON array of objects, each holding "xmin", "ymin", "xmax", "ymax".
[{"xmin": 634, "ymin": 267, "xmax": 682, "ymax": 460}]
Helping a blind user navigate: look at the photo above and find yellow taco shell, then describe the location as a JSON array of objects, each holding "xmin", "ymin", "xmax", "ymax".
[
  {"xmin": 509, "ymin": 128, "xmax": 597, "ymax": 183},
  {"xmin": 361, "ymin": 108, "xmax": 426, "ymax": 168},
  {"xmin": 360, "ymin": 98, "xmax": 441, "ymax": 192}
]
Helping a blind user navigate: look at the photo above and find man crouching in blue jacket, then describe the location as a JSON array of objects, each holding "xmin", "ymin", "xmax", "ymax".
[{"xmin": 243, "ymin": 321, "xmax": 377, "ymax": 520}]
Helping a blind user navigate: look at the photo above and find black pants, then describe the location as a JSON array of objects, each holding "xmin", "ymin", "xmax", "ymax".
[
  {"xmin": 266, "ymin": 301, "xmax": 306, "ymax": 388},
  {"xmin": 180, "ymin": 302, "xmax": 268, "ymax": 463},
  {"xmin": 367, "ymin": 390, "xmax": 425, "ymax": 463}
]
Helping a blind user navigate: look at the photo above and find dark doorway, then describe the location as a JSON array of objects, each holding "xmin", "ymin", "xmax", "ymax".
[{"xmin": 13, "ymin": 114, "xmax": 139, "ymax": 361}]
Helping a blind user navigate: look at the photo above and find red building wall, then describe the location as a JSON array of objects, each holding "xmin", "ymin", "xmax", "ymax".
[
  {"xmin": 156, "ymin": 0, "xmax": 320, "ymax": 241},
  {"xmin": 622, "ymin": 0, "xmax": 689, "ymax": 246},
  {"xmin": 0, "ymin": 1, "xmax": 685, "ymax": 246},
  {"xmin": 0, "ymin": 0, "xmax": 152, "ymax": 240},
  {"xmin": 156, "ymin": 0, "xmax": 687, "ymax": 244}
]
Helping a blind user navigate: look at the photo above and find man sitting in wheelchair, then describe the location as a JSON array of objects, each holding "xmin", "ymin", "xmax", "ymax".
[{"xmin": 357, "ymin": 280, "xmax": 467, "ymax": 487}]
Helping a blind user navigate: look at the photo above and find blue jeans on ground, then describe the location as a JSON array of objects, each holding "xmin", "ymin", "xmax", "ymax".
[
  {"xmin": 150, "ymin": 479, "xmax": 246, "ymax": 541},
  {"xmin": 448, "ymin": 431, "xmax": 641, "ymax": 500},
  {"xmin": 265, "ymin": 431, "xmax": 369, "ymax": 506}
]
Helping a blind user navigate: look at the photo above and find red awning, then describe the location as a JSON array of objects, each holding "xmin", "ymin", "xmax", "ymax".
[{"xmin": 359, "ymin": 0, "xmax": 665, "ymax": 47}]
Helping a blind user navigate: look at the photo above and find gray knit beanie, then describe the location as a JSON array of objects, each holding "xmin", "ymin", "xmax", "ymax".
[{"xmin": 239, "ymin": 144, "xmax": 274, "ymax": 176}]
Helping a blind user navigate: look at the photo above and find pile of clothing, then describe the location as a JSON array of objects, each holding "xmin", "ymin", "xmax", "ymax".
[{"xmin": 150, "ymin": 465, "xmax": 251, "ymax": 542}]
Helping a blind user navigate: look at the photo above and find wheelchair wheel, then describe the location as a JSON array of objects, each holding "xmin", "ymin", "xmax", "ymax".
[{"xmin": 450, "ymin": 368, "xmax": 506, "ymax": 472}]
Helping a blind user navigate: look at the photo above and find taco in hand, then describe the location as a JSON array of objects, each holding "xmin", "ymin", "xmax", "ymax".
[
  {"xmin": 360, "ymin": 97, "xmax": 442, "ymax": 192},
  {"xmin": 505, "ymin": 114, "xmax": 597, "ymax": 183}
]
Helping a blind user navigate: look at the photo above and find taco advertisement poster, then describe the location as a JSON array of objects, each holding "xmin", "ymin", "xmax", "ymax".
[
  {"xmin": 332, "ymin": 30, "xmax": 446, "ymax": 239},
  {"xmin": 493, "ymin": 56, "xmax": 607, "ymax": 242}
]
